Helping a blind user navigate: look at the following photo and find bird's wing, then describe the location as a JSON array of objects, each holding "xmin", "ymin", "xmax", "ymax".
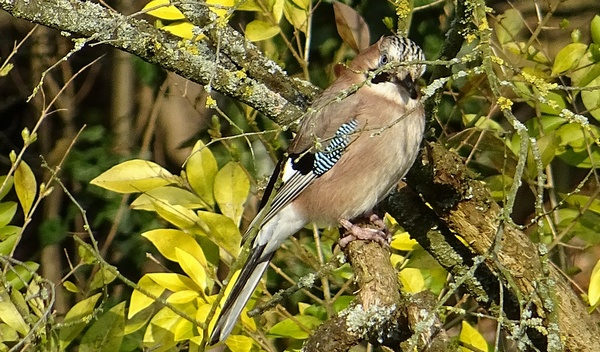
[{"xmin": 242, "ymin": 101, "xmax": 361, "ymax": 243}]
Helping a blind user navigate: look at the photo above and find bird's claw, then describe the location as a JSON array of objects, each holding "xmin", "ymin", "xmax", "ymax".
[{"xmin": 338, "ymin": 218, "xmax": 390, "ymax": 248}]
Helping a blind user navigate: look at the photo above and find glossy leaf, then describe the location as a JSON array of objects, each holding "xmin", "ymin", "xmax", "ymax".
[
  {"xmin": 581, "ymin": 75, "xmax": 600, "ymax": 122},
  {"xmin": 80, "ymin": 302, "xmax": 125, "ymax": 352},
  {"xmin": 390, "ymin": 231, "xmax": 418, "ymax": 251},
  {"xmin": 143, "ymin": 306, "xmax": 179, "ymax": 350},
  {"xmin": 283, "ymin": 0, "xmax": 308, "ymax": 33},
  {"xmin": 146, "ymin": 272, "xmax": 201, "ymax": 292},
  {"xmin": 128, "ymin": 276, "xmax": 166, "ymax": 319},
  {"xmin": 14, "ymin": 160, "xmax": 36, "ymax": 217},
  {"xmin": 225, "ymin": 334, "xmax": 255, "ymax": 352},
  {"xmin": 166, "ymin": 289, "xmax": 199, "ymax": 304},
  {"xmin": 591, "ymin": 15, "xmax": 600, "ymax": 45},
  {"xmin": 90, "ymin": 160, "xmax": 176, "ymax": 193},
  {"xmin": 459, "ymin": 321, "xmax": 488, "ymax": 352},
  {"xmin": 245, "ymin": 20, "xmax": 280, "ymax": 42},
  {"xmin": 214, "ymin": 161, "xmax": 250, "ymax": 226},
  {"xmin": 142, "ymin": 228, "xmax": 208, "ymax": 268},
  {"xmin": 131, "ymin": 186, "xmax": 208, "ymax": 211},
  {"xmin": 142, "ymin": 0, "xmax": 185, "ymax": 20},
  {"xmin": 589, "ymin": 259, "xmax": 600, "ymax": 306},
  {"xmin": 552, "ymin": 43, "xmax": 588, "ymax": 76},
  {"xmin": 0, "ymin": 226, "xmax": 19, "ymax": 255},
  {"xmin": 59, "ymin": 293, "xmax": 102, "ymax": 350},
  {"xmin": 0, "ymin": 175, "xmax": 13, "ymax": 201},
  {"xmin": 268, "ymin": 314, "xmax": 320, "ymax": 339},
  {"xmin": 162, "ymin": 21, "xmax": 203, "ymax": 40},
  {"xmin": 0, "ymin": 202, "xmax": 16, "ymax": 228},
  {"xmin": 197, "ymin": 211, "xmax": 241, "ymax": 256},
  {"xmin": 153, "ymin": 201, "xmax": 208, "ymax": 234},
  {"xmin": 0, "ymin": 288, "xmax": 29, "ymax": 335},
  {"xmin": 175, "ymin": 247, "xmax": 207, "ymax": 290},
  {"xmin": 186, "ymin": 140, "xmax": 218, "ymax": 208},
  {"xmin": 5, "ymin": 261, "xmax": 39, "ymax": 291},
  {"xmin": 398, "ymin": 267, "xmax": 425, "ymax": 293}
]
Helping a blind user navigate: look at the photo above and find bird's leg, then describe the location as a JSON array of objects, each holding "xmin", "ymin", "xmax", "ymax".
[{"xmin": 338, "ymin": 215, "xmax": 390, "ymax": 248}]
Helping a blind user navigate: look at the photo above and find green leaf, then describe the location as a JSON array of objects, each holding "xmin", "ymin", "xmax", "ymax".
[
  {"xmin": 128, "ymin": 276, "xmax": 166, "ymax": 319},
  {"xmin": 142, "ymin": 0, "xmax": 185, "ymax": 20},
  {"xmin": 562, "ymin": 194, "xmax": 600, "ymax": 214},
  {"xmin": 459, "ymin": 321, "xmax": 488, "ymax": 352},
  {"xmin": 142, "ymin": 229, "xmax": 208, "ymax": 268},
  {"xmin": 268, "ymin": 315, "xmax": 321, "ymax": 339},
  {"xmin": 214, "ymin": 162, "xmax": 250, "ymax": 226},
  {"xmin": 80, "ymin": 302, "xmax": 125, "ymax": 352},
  {"xmin": 89, "ymin": 267, "xmax": 118, "ymax": 291},
  {"xmin": 245, "ymin": 20, "xmax": 280, "ymax": 42},
  {"xmin": 131, "ymin": 186, "xmax": 208, "ymax": 211},
  {"xmin": 90, "ymin": 159, "xmax": 176, "ymax": 193},
  {"xmin": 5, "ymin": 261, "xmax": 39, "ymax": 291},
  {"xmin": 589, "ymin": 259, "xmax": 600, "ymax": 307},
  {"xmin": 14, "ymin": 160, "xmax": 36, "ymax": 217},
  {"xmin": 0, "ymin": 202, "xmax": 17, "ymax": 227},
  {"xmin": 197, "ymin": 211, "xmax": 242, "ymax": 256},
  {"xmin": 186, "ymin": 140, "xmax": 218, "ymax": 208},
  {"xmin": 283, "ymin": 0, "xmax": 308, "ymax": 33},
  {"xmin": 552, "ymin": 43, "xmax": 588, "ymax": 76},
  {"xmin": 495, "ymin": 9, "xmax": 524, "ymax": 45},
  {"xmin": 161, "ymin": 21, "xmax": 201, "ymax": 41},
  {"xmin": 581, "ymin": 75, "xmax": 600, "ymax": 122},
  {"xmin": 0, "ymin": 288, "xmax": 29, "ymax": 335},
  {"xmin": 591, "ymin": 15, "xmax": 600, "ymax": 45},
  {"xmin": 59, "ymin": 293, "xmax": 102, "ymax": 350},
  {"xmin": 142, "ymin": 306, "xmax": 179, "ymax": 351},
  {"xmin": 0, "ymin": 175, "xmax": 13, "ymax": 201},
  {"xmin": 63, "ymin": 281, "xmax": 79, "ymax": 293}
]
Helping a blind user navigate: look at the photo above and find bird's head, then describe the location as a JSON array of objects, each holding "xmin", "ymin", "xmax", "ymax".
[{"xmin": 350, "ymin": 35, "xmax": 426, "ymax": 99}]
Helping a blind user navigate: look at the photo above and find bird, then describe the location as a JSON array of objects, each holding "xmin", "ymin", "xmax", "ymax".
[{"xmin": 209, "ymin": 34, "xmax": 426, "ymax": 345}]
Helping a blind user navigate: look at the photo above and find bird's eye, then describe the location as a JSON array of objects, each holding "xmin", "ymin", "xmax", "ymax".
[{"xmin": 380, "ymin": 54, "xmax": 389, "ymax": 65}]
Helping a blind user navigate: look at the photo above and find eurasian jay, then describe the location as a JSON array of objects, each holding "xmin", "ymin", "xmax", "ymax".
[{"xmin": 209, "ymin": 35, "xmax": 426, "ymax": 344}]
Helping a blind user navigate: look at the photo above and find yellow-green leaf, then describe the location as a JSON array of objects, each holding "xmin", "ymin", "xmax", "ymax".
[
  {"xmin": 90, "ymin": 160, "xmax": 176, "ymax": 193},
  {"xmin": 186, "ymin": 140, "xmax": 218, "ymax": 208},
  {"xmin": 147, "ymin": 272, "xmax": 201, "ymax": 292},
  {"xmin": 131, "ymin": 186, "xmax": 208, "ymax": 211},
  {"xmin": 124, "ymin": 308, "xmax": 153, "ymax": 335},
  {"xmin": 268, "ymin": 314, "xmax": 320, "ymax": 339},
  {"xmin": 63, "ymin": 281, "xmax": 79, "ymax": 293},
  {"xmin": 153, "ymin": 201, "xmax": 208, "ymax": 234},
  {"xmin": 166, "ymin": 290, "xmax": 199, "ymax": 304},
  {"xmin": 14, "ymin": 160, "xmax": 36, "ymax": 217},
  {"xmin": 581, "ymin": 75, "xmax": 600, "ymax": 122},
  {"xmin": 142, "ymin": 0, "xmax": 185, "ymax": 20},
  {"xmin": 214, "ymin": 162, "xmax": 250, "ymax": 226},
  {"xmin": 552, "ymin": 43, "xmax": 588, "ymax": 76},
  {"xmin": 0, "ymin": 288, "xmax": 29, "ymax": 335},
  {"xmin": 143, "ymin": 306, "xmax": 179, "ymax": 349},
  {"xmin": 197, "ymin": 211, "xmax": 242, "ymax": 256},
  {"xmin": 162, "ymin": 21, "xmax": 204, "ymax": 40},
  {"xmin": 398, "ymin": 268, "xmax": 425, "ymax": 293},
  {"xmin": 175, "ymin": 247, "xmax": 207, "ymax": 290},
  {"xmin": 89, "ymin": 267, "xmax": 118, "ymax": 291},
  {"xmin": 225, "ymin": 334, "xmax": 255, "ymax": 352},
  {"xmin": 79, "ymin": 302, "xmax": 125, "ymax": 352},
  {"xmin": 207, "ymin": 0, "xmax": 235, "ymax": 18},
  {"xmin": 142, "ymin": 229, "xmax": 208, "ymax": 268},
  {"xmin": 5, "ymin": 261, "xmax": 39, "ymax": 291},
  {"xmin": 283, "ymin": 0, "xmax": 308, "ymax": 33},
  {"xmin": 391, "ymin": 231, "xmax": 418, "ymax": 251},
  {"xmin": 0, "ymin": 202, "xmax": 17, "ymax": 227},
  {"xmin": 0, "ymin": 175, "xmax": 13, "ymax": 201},
  {"xmin": 0, "ymin": 226, "xmax": 19, "ymax": 255},
  {"xmin": 589, "ymin": 259, "xmax": 600, "ymax": 307},
  {"xmin": 128, "ymin": 276, "xmax": 166, "ymax": 319},
  {"xmin": 59, "ymin": 293, "xmax": 102, "ymax": 350},
  {"xmin": 245, "ymin": 20, "xmax": 280, "ymax": 42},
  {"xmin": 459, "ymin": 321, "xmax": 488, "ymax": 352}
]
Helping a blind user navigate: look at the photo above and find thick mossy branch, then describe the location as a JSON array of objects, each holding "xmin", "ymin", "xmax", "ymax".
[
  {"xmin": 0, "ymin": 0, "xmax": 306, "ymax": 124},
  {"xmin": 391, "ymin": 142, "xmax": 600, "ymax": 352}
]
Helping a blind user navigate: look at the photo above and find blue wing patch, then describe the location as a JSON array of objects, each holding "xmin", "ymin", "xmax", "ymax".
[{"xmin": 313, "ymin": 119, "xmax": 359, "ymax": 175}]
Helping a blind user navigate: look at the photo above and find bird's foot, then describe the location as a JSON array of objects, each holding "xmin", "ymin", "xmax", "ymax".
[{"xmin": 338, "ymin": 218, "xmax": 390, "ymax": 248}]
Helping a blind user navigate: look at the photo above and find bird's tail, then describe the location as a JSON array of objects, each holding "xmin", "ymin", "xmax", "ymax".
[{"xmin": 209, "ymin": 243, "xmax": 274, "ymax": 345}]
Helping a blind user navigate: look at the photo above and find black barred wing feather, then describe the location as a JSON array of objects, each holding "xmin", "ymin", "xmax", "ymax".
[{"xmin": 243, "ymin": 119, "xmax": 359, "ymax": 242}]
